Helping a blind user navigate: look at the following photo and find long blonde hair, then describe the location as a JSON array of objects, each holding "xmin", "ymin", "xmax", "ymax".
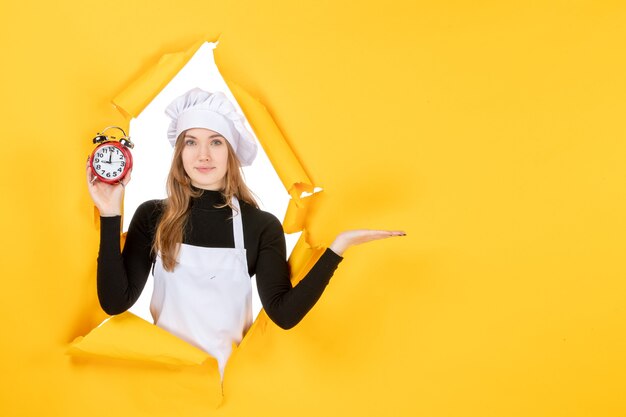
[{"xmin": 153, "ymin": 131, "xmax": 258, "ymax": 271}]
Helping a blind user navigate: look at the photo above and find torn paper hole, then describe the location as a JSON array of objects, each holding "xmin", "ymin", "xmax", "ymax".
[{"xmin": 73, "ymin": 39, "xmax": 328, "ymax": 390}]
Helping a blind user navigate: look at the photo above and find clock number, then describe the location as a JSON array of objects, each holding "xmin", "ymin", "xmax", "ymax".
[
  {"xmin": 117, "ymin": 168, "xmax": 122, "ymax": 172},
  {"xmin": 120, "ymin": 161, "xmax": 125, "ymax": 167},
  {"xmin": 97, "ymin": 152, "xmax": 103, "ymax": 158},
  {"xmin": 112, "ymin": 171, "xmax": 118, "ymax": 177},
  {"xmin": 94, "ymin": 158, "xmax": 100, "ymax": 163},
  {"xmin": 103, "ymin": 148, "xmax": 108, "ymax": 153},
  {"xmin": 95, "ymin": 164, "xmax": 101, "ymax": 170},
  {"xmin": 106, "ymin": 173, "xmax": 111, "ymax": 178}
]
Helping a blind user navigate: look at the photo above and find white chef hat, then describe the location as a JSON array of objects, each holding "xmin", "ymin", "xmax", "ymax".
[{"xmin": 165, "ymin": 88, "xmax": 258, "ymax": 166}]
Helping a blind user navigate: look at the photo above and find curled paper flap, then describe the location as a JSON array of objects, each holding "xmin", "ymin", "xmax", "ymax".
[
  {"xmin": 112, "ymin": 38, "xmax": 212, "ymax": 119},
  {"xmin": 283, "ymin": 190, "xmax": 317, "ymax": 234},
  {"xmin": 226, "ymin": 81, "xmax": 314, "ymax": 196},
  {"xmin": 227, "ymin": 82, "xmax": 322, "ymax": 233},
  {"xmin": 66, "ymin": 314, "xmax": 223, "ymax": 408},
  {"xmin": 67, "ymin": 311, "xmax": 215, "ymax": 367}
]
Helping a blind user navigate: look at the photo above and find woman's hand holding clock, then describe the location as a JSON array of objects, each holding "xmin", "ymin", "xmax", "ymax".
[
  {"xmin": 86, "ymin": 126, "xmax": 134, "ymax": 216},
  {"xmin": 86, "ymin": 162, "xmax": 131, "ymax": 217}
]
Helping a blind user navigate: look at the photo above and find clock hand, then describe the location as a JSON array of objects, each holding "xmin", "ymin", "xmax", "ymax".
[{"xmin": 108, "ymin": 151, "xmax": 112, "ymax": 164}]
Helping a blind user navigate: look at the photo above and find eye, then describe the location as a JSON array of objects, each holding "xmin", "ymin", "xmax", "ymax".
[
  {"xmin": 211, "ymin": 139, "xmax": 223, "ymax": 146},
  {"xmin": 184, "ymin": 139, "xmax": 196, "ymax": 146}
]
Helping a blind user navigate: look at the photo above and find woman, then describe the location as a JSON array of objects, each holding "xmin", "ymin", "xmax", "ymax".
[{"xmin": 87, "ymin": 88, "xmax": 405, "ymax": 377}]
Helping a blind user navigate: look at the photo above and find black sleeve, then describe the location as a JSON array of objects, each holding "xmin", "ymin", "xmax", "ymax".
[
  {"xmin": 255, "ymin": 216, "xmax": 343, "ymax": 329},
  {"xmin": 96, "ymin": 201, "xmax": 158, "ymax": 315}
]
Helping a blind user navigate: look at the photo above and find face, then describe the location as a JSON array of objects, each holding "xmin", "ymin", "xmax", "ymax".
[{"xmin": 180, "ymin": 128, "xmax": 229, "ymax": 190}]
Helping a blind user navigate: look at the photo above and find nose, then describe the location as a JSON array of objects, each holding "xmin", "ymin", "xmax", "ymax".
[{"xmin": 197, "ymin": 141, "xmax": 212, "ymax": 161}]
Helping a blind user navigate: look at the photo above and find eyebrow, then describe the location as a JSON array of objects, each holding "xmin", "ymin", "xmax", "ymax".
[{"xmin": 184, "ymin": 133, "xmax": 225, "ymax": 139}]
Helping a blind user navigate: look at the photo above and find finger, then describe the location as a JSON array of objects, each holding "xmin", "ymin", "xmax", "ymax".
[
  {"xmin": 121, "ymin": 171, "xmax": 132, "ymax": 187},
  {"xmin": 358, "ymin": 230, "xmax": 406, "ymax": 237},
  {"xmin": 373, "ymin": 230, "xmax": 405, "ymax": 236},
  {"xmin": 86, "ymin": 163, "xmax": 95, "ymax": 187},
  {"xmin": 356, "ymin": 230, "xmax": 406, "ymax": 242}
]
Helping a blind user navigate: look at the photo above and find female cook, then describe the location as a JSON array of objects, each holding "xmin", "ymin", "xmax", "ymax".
[{"xmin": 86, "ymin": 88, "xmax": 405, "ymax": 377}]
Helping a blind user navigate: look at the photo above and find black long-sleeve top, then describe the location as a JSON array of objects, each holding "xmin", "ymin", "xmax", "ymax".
[{"xmin": 97, "ymin": 188, "xmax": 343, "ymax": 329}]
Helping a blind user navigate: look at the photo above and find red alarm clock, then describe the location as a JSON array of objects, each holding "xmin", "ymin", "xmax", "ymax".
[{"xmin": 89, "ymin": 126, "xmax": 134, "ymax": 184}]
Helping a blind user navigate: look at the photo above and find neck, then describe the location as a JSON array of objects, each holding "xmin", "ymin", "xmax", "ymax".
[{"xmin": 189, "ymin": 186, "xmax": 226, "ymax": 209}]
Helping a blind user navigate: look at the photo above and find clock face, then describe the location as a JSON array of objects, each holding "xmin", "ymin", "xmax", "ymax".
[{"xmin": 92, "ymin": 144, "xmax": 128, "ymax": 181}]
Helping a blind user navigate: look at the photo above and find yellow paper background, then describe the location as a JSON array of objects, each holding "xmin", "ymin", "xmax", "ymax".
[{"xmin": 1, "ymin": 1, "xmax": 625, "ymax": 416}]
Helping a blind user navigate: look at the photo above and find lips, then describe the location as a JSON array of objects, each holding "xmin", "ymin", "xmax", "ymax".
[{"xmin": 195, "ymin": 167, "xmax": 215, "ymax": 173}]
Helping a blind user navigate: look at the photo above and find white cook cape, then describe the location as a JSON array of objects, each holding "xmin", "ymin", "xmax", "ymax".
[{"xmin": 150, "ymin": 196, "xmax": 253, "ymax": 378}]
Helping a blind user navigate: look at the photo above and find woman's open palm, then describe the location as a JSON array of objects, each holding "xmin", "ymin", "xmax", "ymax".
[{"xmin": 330, "ymin": 229, "xmax": 406, "ymax": 256}]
